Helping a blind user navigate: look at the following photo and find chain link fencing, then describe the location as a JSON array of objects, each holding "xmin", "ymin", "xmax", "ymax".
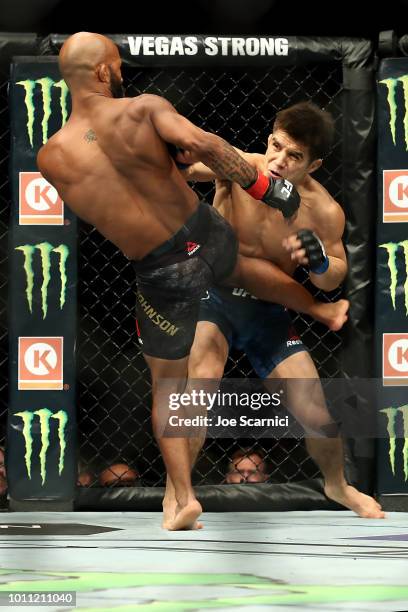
[
  {"xmin": 76, "ymin": 63, "xmax": 344, "ymax": 489},
  {"xmin": 0, "ymin": 61, "xmax": 345, "ymax": 499}
]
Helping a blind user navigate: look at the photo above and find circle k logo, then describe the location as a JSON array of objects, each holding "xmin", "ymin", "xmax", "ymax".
[
  {"xmin": 388, "ymin": 337, "xmax": 408, "ymax": 372},
  {"xmin": 25, "ymin": 177, "xmax": 60, "ymax": 211},
  {"xmin": 18, "ymin": 337, "xmax": 63, "ymax": 390},
  {"xmin": 24, "ymin": 342, "xmax": 58, "ymax": 375},
  {"xmin": 383, "ymin": 170, "xmax": 408, "ymax": 223},
  {"xmin": 389, "ymin": 175, "xmax": 408, "ymax": 209}
]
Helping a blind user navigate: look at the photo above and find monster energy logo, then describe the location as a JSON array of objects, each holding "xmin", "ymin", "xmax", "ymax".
[
  {"xmin": 379, "ymin": 75, "xmax": 408, "ymax": 150},
  {"xmin": 379, "ymin": 240, "xmax": 408, "ymax": 316},
  {"xmin": 16, "ymin": 77, "xmax": 69, "ymax": 147},
  {"xmin": 14, "ymin": 409, "xmax": 68, "ymax": 485},
  {"xmin": 380, "ymin": 405, "xmax": 408, "ymax": 481},
  {"xmin": 15, "ymin": 242, "xmax": 69, "ymax": 319}
]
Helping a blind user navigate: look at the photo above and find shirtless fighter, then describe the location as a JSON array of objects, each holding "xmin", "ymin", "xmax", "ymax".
[
  {"xmin": 37, "ymin": 32, "xmax": 306, "ymax": 530},
  {"xmin": 169, "ymin": 102, "xmax": 384, "ymax": 520}
]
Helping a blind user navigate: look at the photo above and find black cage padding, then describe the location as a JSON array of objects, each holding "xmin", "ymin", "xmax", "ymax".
[
  {"xmin": 45, "ymin": 34, "xmax": 373, "ymax": 69},
  {"xmin": 76, "ymin": 479, "xmax": 340, "ymax": 512}
]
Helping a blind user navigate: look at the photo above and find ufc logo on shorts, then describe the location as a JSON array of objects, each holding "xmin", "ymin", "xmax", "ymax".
[
  {"xmin": 383, "ymin": 333, "xmax": 408, "ymax": 386},
  {"xmin": 18, "ymin": 337, "xmax": 63, "ymax": 390},
  {"xmin": 19, "ymin": 172, "xmax": 64, "ymax": 225},
  {"xmin": 383, "ymin": 170, "xmax": 408, "ymax": 223}
]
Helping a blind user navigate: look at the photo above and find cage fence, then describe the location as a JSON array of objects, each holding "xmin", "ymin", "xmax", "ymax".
[{"xmin": 71, "ymin": 62, "xmax": 344, "ymax": 490}]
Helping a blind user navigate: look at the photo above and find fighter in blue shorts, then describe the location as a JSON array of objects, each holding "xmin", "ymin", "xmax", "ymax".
[
  {"xmin": 199, "ymin": 285, "xmax": 306, "ymax": 378},
  {"xmin": 178, "ymin": 102, "xmax": 384, "ymax": 520}
]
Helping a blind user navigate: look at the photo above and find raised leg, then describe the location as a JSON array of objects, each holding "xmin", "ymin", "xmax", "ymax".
[{"xmin": 227, "ymin": 254, "xmax": 349, "ymax": 331}]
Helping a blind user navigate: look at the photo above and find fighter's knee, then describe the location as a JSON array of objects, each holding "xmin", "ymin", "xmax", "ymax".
[
  {"xmin": 189, "ymin": 357, "xmax": 225, "ymax": 379},
  {"xmin": 222, "ymin": 255, "xmax": 242, "ymax": 287},
  {"xmin": 302, "ymin": 415, "xmax": 339, "ymax": 437},
  {"xmin": 293, "ymin": 405, "xmax": 336, "ymax": 435}
]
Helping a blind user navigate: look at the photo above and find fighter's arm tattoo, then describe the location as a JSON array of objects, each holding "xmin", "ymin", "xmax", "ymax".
[{"xmin": 203, "ymin": 140, "xmax": 257, "ymax": 188}]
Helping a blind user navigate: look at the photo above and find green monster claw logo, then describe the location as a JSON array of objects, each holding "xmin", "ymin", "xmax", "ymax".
[
  {"xmin": 14, "ymin": 409, "xmax": 68, "ymax": 485},
  {"xmin": 16, "ymin": 77, "xmax": 69, "ymax": 147},
  {"xmin": 379, "ymin": 75, "xmax": 408, "ymax": 150},
  {"xmin": 379, "ymin": 240, "xmax": 408, "ymax": 316},
  {"xmin": 380, "ymin": 405, "xmax": 408, "ymax": 481},
  {"xmin": 15, "ymin": 242, "xmax": 69, "ymax": 319}
]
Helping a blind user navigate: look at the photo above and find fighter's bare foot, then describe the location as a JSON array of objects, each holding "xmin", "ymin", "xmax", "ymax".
[
  {"xmin": 324, "ymin": 483, "xmax": 385, "ymax": 518},
  {"xmin": 162, "ymin": 497, "xmax": 177, "ymax": 530},
  {"xmin": 168, "ymin": 500, "xmax": 203, "ymax": 531},
  {"xmin": 312, "ymin": 299, "xmax": 349, "ymax": 332}
]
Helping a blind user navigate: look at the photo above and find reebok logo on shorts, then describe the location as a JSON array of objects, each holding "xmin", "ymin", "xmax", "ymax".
[
  {"xmin": 287, "ymin": 327, "xmax": 302, "ymax": 347},
  {"xmin": 287, "ymin": 339, "xmax": 302, "ymax": 347},
  {"xmin": 135, "ymin": 319, "xmax": 143, "ymax": 345},
  {"xmin": 186, "ymin": 241, "xmax": 200, "ymax": 256}
]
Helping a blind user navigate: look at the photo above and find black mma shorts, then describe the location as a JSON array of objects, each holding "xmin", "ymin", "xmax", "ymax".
[{"xmin": 133, "ymin": 202, "xmax": 238, "ymax": 359}]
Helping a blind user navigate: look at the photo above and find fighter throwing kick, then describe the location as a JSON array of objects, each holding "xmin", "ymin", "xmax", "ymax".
[{"xmin": 38, "ymin": 33, "xmax": 343, "ymax": 529}]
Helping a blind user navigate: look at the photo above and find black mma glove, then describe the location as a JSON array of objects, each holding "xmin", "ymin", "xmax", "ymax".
[
  {"xmin": 244, "ymin": 171, "xmax": 300, "ymax": 219},
  {"xmin": 296, "ymin": 229, "xmax": 329, "ymax": 274}
]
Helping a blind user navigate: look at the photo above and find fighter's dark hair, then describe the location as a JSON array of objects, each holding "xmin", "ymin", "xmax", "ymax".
[{"xmin": 274, "ymin": 101, "xmax": 335, "ymax": 160}]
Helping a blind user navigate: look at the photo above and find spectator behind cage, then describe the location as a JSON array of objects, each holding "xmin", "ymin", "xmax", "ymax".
[
  {"xmin": 99, "ymin": 463, "xmax": 141, "ymax": 487},
  {"xmin": 225, "ymin": 447, "xmax": 270, "ymax": 484}
]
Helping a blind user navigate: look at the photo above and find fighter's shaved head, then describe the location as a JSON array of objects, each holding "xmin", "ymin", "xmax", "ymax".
[{"xmin": 59, "ymin": 32, "xmax": 120, "ymax": 84}]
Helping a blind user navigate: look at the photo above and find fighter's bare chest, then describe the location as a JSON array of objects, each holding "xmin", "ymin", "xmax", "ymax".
[{"xmin": 231, "ymin": 198, "xmax": 317, "ymax": 259}]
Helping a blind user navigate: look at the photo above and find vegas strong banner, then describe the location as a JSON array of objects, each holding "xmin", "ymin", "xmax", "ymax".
[
  {"xmin": 8, "ymin": 58, "xmax": 77, "ymax": 503},
  {"xmin": 377, "ymin": 58, "xmax": 408, "ymax": 494}
]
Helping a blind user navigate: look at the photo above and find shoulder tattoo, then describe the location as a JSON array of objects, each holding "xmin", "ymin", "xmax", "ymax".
[{"xmin": 84, "ymin": 129, "xmax": 97, "ymax": 143}]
